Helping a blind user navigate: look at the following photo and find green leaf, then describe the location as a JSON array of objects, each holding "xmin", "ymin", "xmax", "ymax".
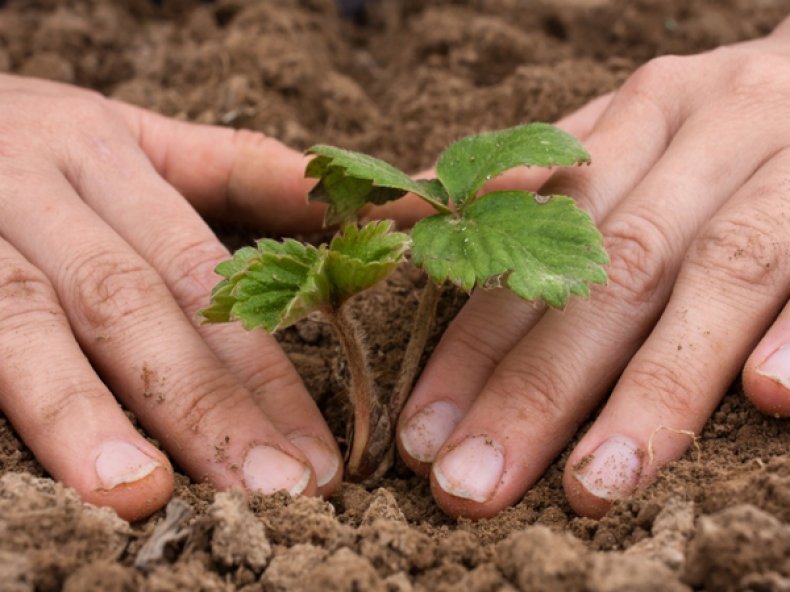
[
  {"xmin": 326, "ymin": 220, "xmax": 410, "ymax": 301},
  {"xmin": 200, "ymin": 222, "xmax": 409, "ymax": 331},
  {"xmin": 227, "ymin": 241, "xmax": 331, "ymax": 332},
  {"xmin": 306, "ymin": 145, "xmax": 450, "ymax": 225},
  {"xmin": 199, "ymin": 280, "xmax": 237, "ymax": 323},
  {"xmin": 200, "ymin": 246, "xmax": 260, "ymax": 322},
  {"xmin": 214, "ymin": 246, "xmax": 257, "ymax": 278},
  {"xmin": 410, "ymin": 191, "xmax": 608, "ymax": 308},
  {"xmin": 435, "ymin": 123, "xmax": 590, "ymax": 208}
]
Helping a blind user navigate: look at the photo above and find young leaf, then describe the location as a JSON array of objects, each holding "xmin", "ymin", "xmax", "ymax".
[
  {"xmin": 435, "ymin": 123, "xmax": 590, "ymax": 208},
  {"xmin": 199, "ymin": 246, "xmax": 259, "ymax": 323},
  {"xmin": 200, "ymin": 222, "xmax": 409, "ymax": 331},
  {"xmin": 306, "ymin": 145, "xmax": 450, "ymax": 225},
  {"xmin": 326, "ymin": 220, "xmax": 410, "ymax": 301},
  {"xmin": 222, "ymin": 240, "xmax": 331, "ymax": 332},
  {"xmin": 410, "ymin": 191, "xmax": 608, "ymax": 308}
]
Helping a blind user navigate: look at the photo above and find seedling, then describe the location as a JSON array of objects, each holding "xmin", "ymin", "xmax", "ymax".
[{"xmin": 201, "ymin": 123, "xmax": 608, "ymax": 483}]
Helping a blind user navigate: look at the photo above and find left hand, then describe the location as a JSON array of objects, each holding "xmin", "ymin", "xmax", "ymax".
[{"xmin": 396, "ymin": 17, "xmax": 790, "ymax": 518}]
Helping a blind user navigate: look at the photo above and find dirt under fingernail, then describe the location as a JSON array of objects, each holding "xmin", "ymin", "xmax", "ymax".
[{"xmin": 1, "ymin": 2, "xmax": 788, "ymax": 591}]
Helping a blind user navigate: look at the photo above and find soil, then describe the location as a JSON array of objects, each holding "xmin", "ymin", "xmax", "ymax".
[{"xmin": 1, "ymin": 1, "xmax": 789, "ymax": 590}]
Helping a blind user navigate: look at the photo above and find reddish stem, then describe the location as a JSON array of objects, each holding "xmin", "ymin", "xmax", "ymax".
[
  {"xmin": 325, "ymin": 305, "xmax": 379, "ymax": 480},
  {"xmin": 389, "ymin": 279, "xmax": 441, "ymax": 421}
]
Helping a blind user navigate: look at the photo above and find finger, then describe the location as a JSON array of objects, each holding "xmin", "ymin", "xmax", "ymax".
[
  {"xmin": 55, "ymin": 104, "xmax": 343, "ymax": 493},
  {"xmin": 113, "ymin": 99, "xmax": 435, "ymax": 234},
  {"xmin": 744, "ymin": 301, "xmax": 790, "ymax": 417},
  {"xmin": 396, "ymin": 288, "xmax": 544, "ymax": 474},
  {"xmin": 0, "ymin": 159, "xmax": 318, "ymax": 498},
  {"xmin": 0, "ymin": 75, "xmax": 325, "ymax": 234},
  {"xmin": 397, "ymin": 59, "xmax": 693, "ymax": 473},
  {"xmin": 110, "ymin": 101, "xmax": 326, "ymax": 234},
  {"xmin": 426, "ymin": 94, "xmax": 787, "ymax": 519},
  {"xmin": 117, "ymin": 88, "xmax": 613, "ymax": 233},
  {"xmin": 565, "ymin": 148, "xmax": 790, "ymax": 516},
  {"xmin": 0, "ymin": 238, "xmax": 173, "ymax": 521}
]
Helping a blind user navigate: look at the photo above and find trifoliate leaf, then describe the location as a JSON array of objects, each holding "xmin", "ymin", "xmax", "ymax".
[
  {"xmin": 306, "ymin": 145, "xmax": 450, "ymax": 225},
  {"xmin": 225, "ymin": 240, "xmax": 331, "ymax": 332},
  {"xmin": 326, "ymin": 220, "xmax": 410, "ymax": 301},
  {"xmin": 200, "ymin": 223, "xmax": 409, "ymax": 331},
  {"xmin": 410, "ymin": 191, "xmax": 608, "ymax": 308},
  {"xmin": 436, "ymin": 123, "xmax": 590, "ymax": 209}
]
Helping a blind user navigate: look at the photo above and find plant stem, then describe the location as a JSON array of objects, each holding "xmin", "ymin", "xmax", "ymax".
[
  {"xmin": 389, "ymin": 279, "xmax": 441, "ymax": 422},
  {"xmin": 325, "ymin": 304, "xmax": 382, "ymax": 480}
]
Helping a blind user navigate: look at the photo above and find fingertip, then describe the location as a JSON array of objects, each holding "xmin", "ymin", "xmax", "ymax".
[
  {"xmin": 429, "ymin": 473, "xmax": 507, "ymax": 520},
  {"xmin": 562, "ymin": 435, "xmax": 644, "ymax": 519},
  {"xmin": 743, "ymin": 353, "xmax": 790, "ymax": 417},
  {"xmin": 428, "ymin": 433, "xmax": 521, "ymax": 520},
  {"xmin": 241, "ymin": 443, "xmax": 317, "ymax": 498},
  {"xmin": 287, "ymin": 434, "xmax": 343, "ymax": 497},
  {"xmin": 396, "ymin": 399, "xmax": 463, "ymax": 478},
  {"xmin": 562, "ymin": 463, "xmax": 613, "ymax": 519},
  {"xmin": 395, "ymin": 431, "xmax": 432, "ymax": 478},
  {"xmin": 82, "ymin": 446, "xmax": 175, "ymax": 522}
]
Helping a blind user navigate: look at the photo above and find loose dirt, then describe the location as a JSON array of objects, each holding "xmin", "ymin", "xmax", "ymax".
[{"xmin": 1, "ymin": 1, "xmax": 788, "ymax": 590}]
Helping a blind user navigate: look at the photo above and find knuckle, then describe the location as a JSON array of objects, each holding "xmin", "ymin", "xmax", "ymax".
[
  {"xmin": 67, "ymin": 251, "xmax": 165, "ymax": 331},
  {"xmin": 687, "ymin": 213, "xmax": 786, "ymax": 290},
  {"xmin": 727, "ymin": 52, "xmax": 790, "ymax": 98},
  {"xmin": 616, "ymin": 54, "xmax": 698, "ymax": 130},
  {"xmin": 231, "ymin": 128, "xmax": 272, "ymax": 152},
  {"xmin": 626, "ymin": 55, "xmax": 686, "ymax": 93},
  {"xmin": 626, "ymin": 359, "xmax": 697, "ymax": 418},
  {"xmin": 246, "ymin": 354, "xmax": 305, "ymax": 401},
  {"xmin": 621, "ymin": 55, "xmax": 688, "ymax": 98},
  {"xmin": 167, "ymin": 239, "xmax": 230, "ymax": 312},
  {"xmin": 37, "ymin": 383, "xmax": 106, "ymax": 435},
  {"xmin": 490, "ymin": 363, "xmax": 567, "ymax": 422},
  {"xmin": 52, "ymin": 93, "xmax": 112, "ymax": 128},
  {"xmin": 0, "ymin": 262, "xmax": 62, "ymax": 330},
  {"xmin": 602, "ymin": 214, "xmax": 672, "ymax": 308},
  {"xmin": 171, "ymin": 375, "xmax": 250, "ymax": 435},
  {"xmin": 445, "ymin": 316, "xmax": 503, "ymax": 370}
]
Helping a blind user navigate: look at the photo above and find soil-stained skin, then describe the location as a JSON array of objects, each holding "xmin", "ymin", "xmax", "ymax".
[{"xmin": 0, "ymin": 1, "xmax": 789, "ymax": 590}]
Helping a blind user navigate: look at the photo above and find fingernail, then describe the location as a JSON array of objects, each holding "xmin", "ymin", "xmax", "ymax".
[
  {"xmin": 756, "ymin": 345, "xmax": 790, "ymax": 390},
  {"xmin": 433, "ymin": 435, "xmax": 504, "ymax": 503},
  {"xmin": 573, "ymin": 436, "xmax": 642, "ymax": 501},
  {"xmin": 288, "ymin": 435, "xmax": 340, "ymax": 487},
  {"xmin": 243, "ymin": 445, "xmax": 311, "ymax": 496},
  {"xmin": 95, "ymin": 440, "xmax": 162, "ymax": 490},
  {"xmin": 401, "ymin": 401, "xmax": 463, "ymax": 463}
]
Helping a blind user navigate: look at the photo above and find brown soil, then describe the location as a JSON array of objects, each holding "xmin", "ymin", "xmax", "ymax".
[{"xmin": 1, "ymin": 1, "xmax": 789, "ymax": 590}]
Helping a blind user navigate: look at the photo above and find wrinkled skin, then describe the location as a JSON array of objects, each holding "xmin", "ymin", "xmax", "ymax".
[
  {"xmin": 396, "ymin": 17, "xmax": 790, "ymax": 518},
  {"xmin": 0, "ymin": 74, "xmax": 349, "ymax": 520},
  {"xmin": 1, "ymin": 17, "xmax": 789, "ymax": 522}
]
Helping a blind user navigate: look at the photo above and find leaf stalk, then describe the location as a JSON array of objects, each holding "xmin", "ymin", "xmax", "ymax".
[
  {"xmin": 389, "ymin": 279, "xmax": 441, "ymax": 421},
  {"xmin": 325, "ymin": 304, "xmax": 388, "ymax": 480}
]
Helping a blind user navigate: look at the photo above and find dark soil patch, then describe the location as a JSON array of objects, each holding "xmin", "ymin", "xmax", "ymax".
[{"xmin": 1, "ymin": 1, "xmax": 789, "ymax": 590}]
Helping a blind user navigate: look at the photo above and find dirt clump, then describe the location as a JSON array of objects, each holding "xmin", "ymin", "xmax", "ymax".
[{"xmin": 0, "ymin": 1, "xmax": 789, "ymax": 590}]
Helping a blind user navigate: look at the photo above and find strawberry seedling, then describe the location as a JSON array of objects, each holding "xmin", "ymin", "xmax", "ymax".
[{"xmin": 201, "ymin": 123, "xmax": 609, "ymax": 483}]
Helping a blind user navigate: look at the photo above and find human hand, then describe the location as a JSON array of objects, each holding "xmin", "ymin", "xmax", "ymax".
[
  {"xmin": 396, "ymin": 17, "xmax": 790, "ymax": 519},
  {"xmin": 0, "ymin": 73, "xmax": 406, "ymax": 521}
]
